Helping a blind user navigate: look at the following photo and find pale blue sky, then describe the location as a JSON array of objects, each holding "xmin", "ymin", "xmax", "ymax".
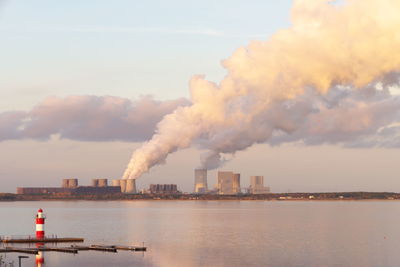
[{"xmin": 0, "ymin": 0, "xmax": 292, "ymax": 110}]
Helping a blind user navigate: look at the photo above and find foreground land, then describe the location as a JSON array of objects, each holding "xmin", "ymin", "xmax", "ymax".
[{"xmin": 0, "ymin": 192, "xmax": 400, "ymax": 201}]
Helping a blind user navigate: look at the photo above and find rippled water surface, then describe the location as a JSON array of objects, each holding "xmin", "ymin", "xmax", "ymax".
[{"xmin": 1, "ymin": 200, "xmax": 400, "ymax": 266}]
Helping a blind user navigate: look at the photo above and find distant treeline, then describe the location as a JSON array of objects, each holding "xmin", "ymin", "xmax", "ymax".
[{"xmin": 0, "ymin": 192, "xmax": 400, "ymax": 201}]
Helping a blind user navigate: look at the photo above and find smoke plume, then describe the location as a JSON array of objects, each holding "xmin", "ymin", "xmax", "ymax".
[{"xmin": 123, "ymin": 0, "xmax": 400, "ymax": 179}]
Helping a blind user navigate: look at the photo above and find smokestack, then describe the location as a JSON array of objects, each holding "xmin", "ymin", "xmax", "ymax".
[{"xmin": 122, "ymin": 0, "xmax": 400, "ymax": 180}]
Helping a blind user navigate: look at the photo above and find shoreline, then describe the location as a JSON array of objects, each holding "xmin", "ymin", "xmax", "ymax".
[{"xmin": 1, "ymin": 192, "xmax": 400, "ymax": 202}]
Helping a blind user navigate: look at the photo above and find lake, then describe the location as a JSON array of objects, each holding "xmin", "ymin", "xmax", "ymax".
[{"xmin": 0, "ymin": 200, "xmax": 399, "ymax": 266}]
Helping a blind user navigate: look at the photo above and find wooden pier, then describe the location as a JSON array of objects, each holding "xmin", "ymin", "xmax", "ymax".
[
  {"xmin": 0, "ymin": 209, "xmax": 146, "ymax": 258},
  {"xmin": 0, "ymin": 244, "xmax": 147, "ymax": 255}
]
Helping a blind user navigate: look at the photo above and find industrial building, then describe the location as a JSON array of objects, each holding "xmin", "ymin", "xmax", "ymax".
[
  {"xmin": 194, "ymin": 169, "xmax": 208, "ymax": 193},
  {"xmin": 249, "ymin": 176, "xmax": 270, "ymax": 194},
  {"xmin": 217, "ymin": 171, "xmax": 241, "ymax": 195},
  {"xmin": 17, "ymin": 178, "xmax": 121, "ymax": 195},
  {"xmin": 149, "ymin": 184, "xmax": 179, "ymax": 194}
]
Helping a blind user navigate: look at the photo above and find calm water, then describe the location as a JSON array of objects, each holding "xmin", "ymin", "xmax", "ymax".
[{"xmin": 0, "ymin": 200, "xmax": 400, "ymax": 266}]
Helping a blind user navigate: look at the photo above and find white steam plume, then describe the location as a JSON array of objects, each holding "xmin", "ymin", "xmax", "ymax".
[{"xmin": 123, "ymin": 0, "xmax": 400, "ymax": 179}]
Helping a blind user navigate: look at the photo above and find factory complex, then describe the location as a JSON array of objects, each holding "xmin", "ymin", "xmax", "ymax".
[
  {"xmin": 16, "ymin": 169, "xmax": 270, "ymax": 196},
  {"xmin": 13, "ymin": 170, "xmax": 400, "ymax": 202}
]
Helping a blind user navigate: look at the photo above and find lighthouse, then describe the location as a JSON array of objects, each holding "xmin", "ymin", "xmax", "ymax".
[{"xmin": 35, "ymin": 208, "xmax": 45, "ymax": 239}]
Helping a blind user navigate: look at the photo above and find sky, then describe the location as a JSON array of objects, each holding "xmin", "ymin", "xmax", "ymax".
[
  {"xmin": 0, "ymin": 0, "xmax": 292, "ymax": 109},
  {"xmin": 1, "ymin": 0, "xmax": 400, "ymax": 193}
]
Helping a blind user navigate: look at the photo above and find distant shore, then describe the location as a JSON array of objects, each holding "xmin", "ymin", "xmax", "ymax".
[{"xmin": 0, "ymin": 192, "xmax": 399, "ymax": 201}]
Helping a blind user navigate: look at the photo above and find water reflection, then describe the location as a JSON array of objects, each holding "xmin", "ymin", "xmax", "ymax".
[
  {"xmin": 35, "ymin": 243, "xmax": 44, "ymax": 267},
  {"xmin": 1, "ymin": 201, "xmax": 400, "ymax": 266}
]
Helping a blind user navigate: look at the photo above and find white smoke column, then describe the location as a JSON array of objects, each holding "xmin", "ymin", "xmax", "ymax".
[{"xmin": 123, "ymin": 0, "xmax": 400, "ymax": 179}]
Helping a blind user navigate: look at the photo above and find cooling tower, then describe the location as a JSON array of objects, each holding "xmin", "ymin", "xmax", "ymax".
[
  {"xmin": 68, "ymin": 179, "xmax": 78, "ymax": 188},
  {"xmin": 62, "ymin": 179, "xmax": 69, "ymax": 188},
  {"xmin": 98, "ymin": 179, "xmax": 108, "ymax": 187},
  {"xmin": 194, "ymin": 169, "xmax": 208, "ymax": 193},
  {"xmin": 111, "ymin": 179, "xmax": 121, "ymax": 187},
  {"xmin": 125, "ymin": 179, "xmax": 137, "ymax": 194},
  {"xmin": 91, "ymin": 179, "xmax": 99, "ymax": 187},
  {"xmin": 119, "ymin": 179, "xmax": 127, "ymax": 193}
]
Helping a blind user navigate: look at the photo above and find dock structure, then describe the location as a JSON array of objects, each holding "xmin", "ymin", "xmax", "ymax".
[
  {"xmin": 0, "ymin": 244, "xmax": 147, "ymax": 255},
  {"xmin": 0, "ymin": 208, "xmax": 147, "ymax": 257}
]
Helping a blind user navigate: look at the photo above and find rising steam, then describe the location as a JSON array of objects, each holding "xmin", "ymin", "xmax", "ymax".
[{"xmin": 123, "ymin": 0, "xmax": 400, "ymax": 179}]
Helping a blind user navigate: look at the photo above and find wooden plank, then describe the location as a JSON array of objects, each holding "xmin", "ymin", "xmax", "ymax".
[{"xmin": 0, "ymin": 247, "xmax": 38, "ymax": 255}]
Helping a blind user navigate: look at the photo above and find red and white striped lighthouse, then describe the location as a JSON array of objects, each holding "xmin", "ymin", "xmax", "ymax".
[{"xmin": 35, "ymin": 208, "xmax": 45, "ymax": 239}]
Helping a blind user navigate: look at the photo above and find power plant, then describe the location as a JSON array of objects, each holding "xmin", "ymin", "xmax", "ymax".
[{"xmin": 16, "ymin": 169, "xmax": 270, "ymax": 196}]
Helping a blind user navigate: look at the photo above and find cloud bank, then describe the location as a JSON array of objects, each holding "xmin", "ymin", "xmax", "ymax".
[{"xmin": 0, "ymin": 95, "xmax": 189, "ymax": 142}]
